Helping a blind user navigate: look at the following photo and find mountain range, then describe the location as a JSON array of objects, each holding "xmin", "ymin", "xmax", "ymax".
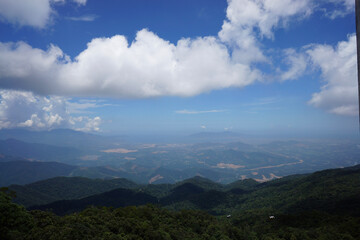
[{"xmin": 4, "ymin": 164, "xmax": 357, "ymax": 217}]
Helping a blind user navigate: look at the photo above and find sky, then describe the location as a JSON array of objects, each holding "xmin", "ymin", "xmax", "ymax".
[{"xmin": 0, "ymin": 0, "xmax": 358, "ymax": 137}]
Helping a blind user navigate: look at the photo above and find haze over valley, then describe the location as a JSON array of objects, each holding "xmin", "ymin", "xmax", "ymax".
[{"xmin": 0, "ymin": 128, "xmax": 359, "ymax": 186}]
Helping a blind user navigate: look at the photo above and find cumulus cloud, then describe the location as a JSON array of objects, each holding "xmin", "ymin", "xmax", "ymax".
[
  {"xmin": 0, "ymin": 0, "xmax": 343, "ymax": 100},
  {"xmin": 219, "ymin": 0, "xmax": 312, "ymax": 64},
  {"xmin": 0, "ymin": 0, "xmax": 356, "ymax": 121},
  {"xmin": 0, "ymin": 0, "xmax": 52, "ymax": 28},
  {"xmin": 0, "ymin": 42, "xmax": 69, "ymax": 95},
  {"xmin": 0, "ymin": 0, "xmax": 87, "ymax": 28},
  {"xmin": 0, "ymin": 30, "xmax": 260, "ymax": 98},
  {"xmin": 0, "ymin": 0, "xmax": 317, "ymax": 99},
  {"xmin": 307, "ymin": 34, "xmax": 357, "ymax": 116},
  {"xmin": 0, "ymin": 90, "xmax": 102, "ymax": 131},
  {"xmin": 75, "ymin": 116, "xmax": 101, "ymax": 132}
]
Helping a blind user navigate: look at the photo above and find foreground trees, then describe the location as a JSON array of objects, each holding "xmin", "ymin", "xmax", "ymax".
[{"xmin": 1, "ymin": 190, "xmax": 360, "ymax": 240}]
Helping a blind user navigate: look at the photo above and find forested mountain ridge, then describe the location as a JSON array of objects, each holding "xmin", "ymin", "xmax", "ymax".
[
  {"xmin": 17, "ymin": 164, "xmax": 360, "ymax": 218},
  {"xmin": 2, "ymin": 163, "xmax": 360, "ymax": 239}
]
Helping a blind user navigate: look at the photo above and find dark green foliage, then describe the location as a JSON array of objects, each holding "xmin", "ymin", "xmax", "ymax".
[
  {"xmin": 225, "ymin": 178, "xmax": 259, "ymax": 191},
  {"xmin": 2, "ymin": 165, "xmax": 360, "ymax": 239},
  {"xmin": 3, "ymin": 202, "xmax": 360, "ymax": 240},
  {"xmin": 2, "ymin": 203, "xmax": 241, "ymax": 240},
  {"xmin": 233, "ymin": 165, "xmax": 360, "ymax": 215},
  {"xmin": 139, "ymin": 183, "xmax": 173, "ymax": 198},
  {"xmin": 161, "ymin": 183, "xmax": 228, "ymax": 211},
  {"xmin": 174, "ymin": 176, "xmax": 224, "ymax": 191},
  {"xmin": 0, "ymin": 190, "xmax": 33, "ymax": 240},
  {"xmin": 30, "ymin": 188, "xmax": 158, "ymax": 215}
]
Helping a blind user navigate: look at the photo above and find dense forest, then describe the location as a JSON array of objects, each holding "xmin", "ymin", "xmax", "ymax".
[
  {"xmin": 1, "ymin": 164, "xmax": 360, "ymax": 239},
  {"xmin": 1, "ymin": 191, "xmax": 360, "ymax": 240}
]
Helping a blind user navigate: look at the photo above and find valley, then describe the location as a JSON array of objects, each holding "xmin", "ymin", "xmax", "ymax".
[
  {"xmin": 0, "ymin": 129, "xmax": 359, "ymax": 186},
  {"xmin": 1, "ymin": 129, "xmax": 359, "ymax": 239}
]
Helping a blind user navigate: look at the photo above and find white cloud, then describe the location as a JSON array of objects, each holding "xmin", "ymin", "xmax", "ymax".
[
  {"xmin": 219, "ymin": 0, "xmax": 312, "ymax": 64},
  {"xmin": 65, "ymin": 14, "xmax": 97, "ymax": 22},
  {"xmin": 279, "ymin": 49, "xmax": 308, "ymax": 81},
  {"xmin": 322, "ymin": 0, "xmax": 355, "ymax": 19},
  {"xmin": 0, "ymin": 90, "xmax": 102, "ymax": 131},
  {"xmin": 307, "ymin": 34, "xmax": 357, "ymax": 116},
  {"xmin": 72, "ymin": 0, "xmax": 86, "ymax": 5},
  {"xmin": 0, "ymin": 90, "xmax": 68, "ymax": 129},
  {"xmin": 66, "ymin": 99, "xmax": 114, "ymax": 114},
  {"xmin": 0, "ymin": 0, "xmax": 52, "ymax": 28},
  {"xmin": 201, "ymin": 125, "xmax": 206, "ymax": 129},
  {"xmin": 0, "ymin": 30, "xmax": 260, "ymax": 98},
  {"xmin": 76, "ymin": 116, "xmax": 101, "ymax": 132},
  {"xmin": 176, "ymin": 109, "xmax": 226, "ymax": 114},
  {"xmin": 0, "ymin": 42, "xmax": 68, "ymax": 94},
  {"xmin": 0, "ymin": 0, "xmax": 356, "ymax": 121},
  {"xmin": 72, "ymin": 0, "xmax": 87, "ymax": 5},
  {"xmin": 0, "ymin": 0, "xmax": 322, "ymax": 99},
  {"xmin": 0, "ymin": 0, "xmax": 87, "ymax": 28}
]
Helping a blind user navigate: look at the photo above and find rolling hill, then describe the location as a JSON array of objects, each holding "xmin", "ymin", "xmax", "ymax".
[{"xmin": 25, "ymin": 164, "xmax": 360, "ymax": 217}]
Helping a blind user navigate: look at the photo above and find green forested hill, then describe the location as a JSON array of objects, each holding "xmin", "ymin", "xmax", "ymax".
[
  {"xmin": 22, "ymin": 164, "xmax": 360, "ymax": 219},
  {"xmin": 174, "ymin": 176, "xmax": 225, "ymax": 191},
  {"xmin": 2, "ymin": 164, "xmax": 360, "ymax": 239},
  {"xmin": 1, "ymin": 190, "xmax": 360, "ymax": 240},
  {"xmin": 233, "ymin": 166, "xmax": 360, "ymax": 215},
  {"xmin": 31, "ymin": 188, "xmax": 158, "ymax": 215}
]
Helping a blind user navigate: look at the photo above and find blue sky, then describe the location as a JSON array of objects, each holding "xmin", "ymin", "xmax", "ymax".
[{"xmin": 0, "ymin": 0, "xmax": 357, "ymax": 137}]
